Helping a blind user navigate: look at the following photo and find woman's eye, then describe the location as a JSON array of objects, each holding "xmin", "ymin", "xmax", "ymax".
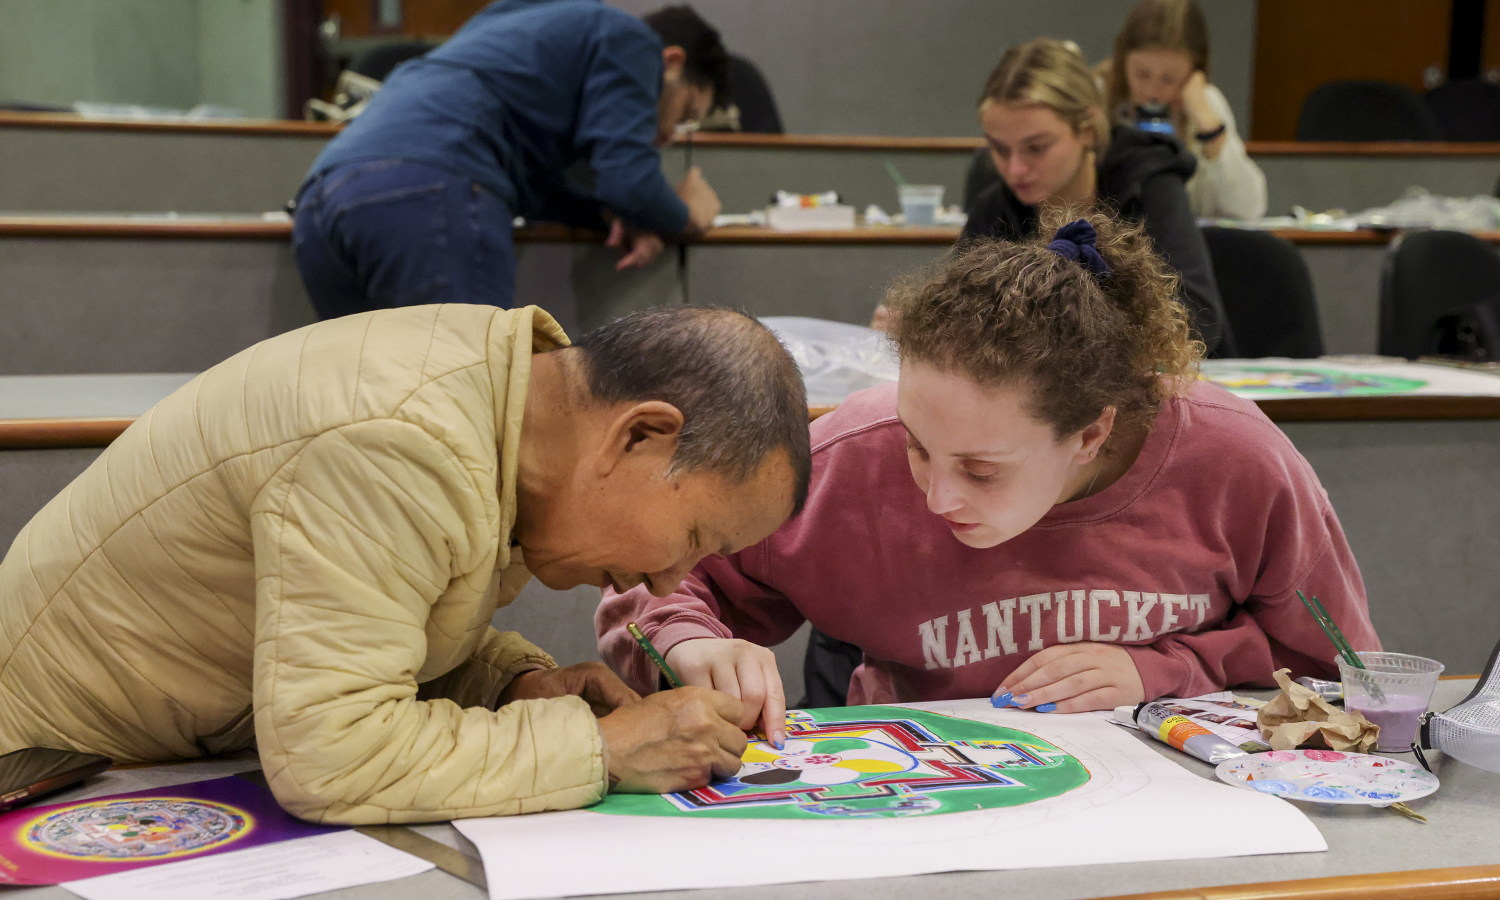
[
  {"xmin": 964, "ymin": 467, "xmax": 1002, "ymax": 483},
  {"xmin": 906, "ymin": 443, "xmax": 929, "ymax": 460}
]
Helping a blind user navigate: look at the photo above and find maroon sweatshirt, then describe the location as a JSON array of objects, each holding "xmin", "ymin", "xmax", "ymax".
[{"xmin": 597, "ymin": 381, "xmax": 1379, "ymax": 704}]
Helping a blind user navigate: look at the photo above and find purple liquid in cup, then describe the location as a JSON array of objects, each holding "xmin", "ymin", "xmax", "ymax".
[
  {"xmin": 1337, "ymin": 652, "xmax": 1444, "ymax": 753},
  {"xmin": 1347, "ymin": 698, "xmax": 1430, "ymax": 751}
]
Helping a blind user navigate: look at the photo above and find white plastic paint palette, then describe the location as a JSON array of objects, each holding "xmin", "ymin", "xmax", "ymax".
[{"xmin": 1214, "ymin": 749, "xmax": 1439, "ymax": 806}]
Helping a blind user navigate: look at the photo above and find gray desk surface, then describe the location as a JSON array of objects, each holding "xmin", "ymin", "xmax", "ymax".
[
  {"xmin": 0, "ymin": 374, "xmax": 195, "ymax": 419},
  {"xmin": 6, "ymin": 680, "xmax": 1496, "ymax": 900}
]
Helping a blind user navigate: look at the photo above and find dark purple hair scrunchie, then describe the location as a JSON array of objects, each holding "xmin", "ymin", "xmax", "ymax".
[{"xmin": 1045, "ymin": 219, "xmax": 1111, "ymax": 279}]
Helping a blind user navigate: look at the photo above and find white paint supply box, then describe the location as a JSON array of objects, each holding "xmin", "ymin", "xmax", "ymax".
[{"xmin": 766, "ymin": 204, "xmax": 857, "ymax": 230}]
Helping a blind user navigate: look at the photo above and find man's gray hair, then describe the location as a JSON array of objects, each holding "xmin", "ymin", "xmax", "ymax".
[{"xmin": 570, "ymin": 307, "xmax": 812, "ymax": 513}]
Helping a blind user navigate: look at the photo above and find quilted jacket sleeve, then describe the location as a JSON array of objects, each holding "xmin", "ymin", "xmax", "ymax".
[
  {"xmin": 250, "ymin": 420, "xmax": 607, "ymax": 824},
  {"xmin": 415, "ymin": 625, "xmax": 555, "ymax": 710}
]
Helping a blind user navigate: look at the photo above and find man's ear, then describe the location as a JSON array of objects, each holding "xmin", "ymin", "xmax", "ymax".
[
  {"xmin": 595, "ymin": 401, "xmax": 685, "ymax": 476},
  {"xmin": 662, "ymin": 46, "xmax": 687, "ymax": 79}
]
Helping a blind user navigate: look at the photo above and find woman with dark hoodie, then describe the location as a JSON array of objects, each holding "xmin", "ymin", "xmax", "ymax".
[{"xmin": 955, "ymin": 38, "xmax": 1235, "ymax": 357}]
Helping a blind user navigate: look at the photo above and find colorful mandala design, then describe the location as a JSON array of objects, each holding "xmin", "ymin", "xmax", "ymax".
[
  {"xmin": 1201, "ymin": 366, "xmax": 1427, "ymax": 398},
  {"xmin": 21, "ymin": 798, "xmax": 252, "ymax": 861},
  {"xmin": 594, "ymin": 706, "xmax": 1090, "ymax": 820}
]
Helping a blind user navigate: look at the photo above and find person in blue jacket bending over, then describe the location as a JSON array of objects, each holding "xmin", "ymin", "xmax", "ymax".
[{"xmin": 293, "ymin": 1, "xmax": 725, "ymax": 319}]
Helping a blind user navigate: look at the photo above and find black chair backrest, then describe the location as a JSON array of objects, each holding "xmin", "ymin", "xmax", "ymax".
[
  {"xmin": 1423, "ymin": 80, "xmax": 1500, "ymax": 141},
  {"xmin": 1296, "ymin": 80, "xmax": 1442, "ymax": 141},
  {"xmin": 349, "ymin": 41, "xmax": 434, "ymax": 83},
  {"xmin": 1202, "ymin": 227, "xmax": 1325, "ymax": 359},
  {"xmin": 963, "ymin": 146, "xmax": 1000, "ymax": 214},
  {"xmin": 1380, "ymin": 229, "xmax": 1500, "ymax": 358},
  {"xmin": 725, "ymin": 54, "xmax": 782, "ymax": 134}
]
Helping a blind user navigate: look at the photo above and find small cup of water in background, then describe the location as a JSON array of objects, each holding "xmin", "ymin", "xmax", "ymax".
[
  {"xmin": 898, "ymin": 184, "xmax": 945, "ymax": 226},
  {"xmin": 1338, "ymin": 651, "xmax": 1445, "ymax": 752}
]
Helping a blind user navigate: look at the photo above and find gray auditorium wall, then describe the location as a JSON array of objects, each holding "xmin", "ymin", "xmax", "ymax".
[
  {"xmin": 608, "ymin": 0, "xmax": 1257, "ymax": 137},
  {"xmin": 2, "ymin": 1, "xmax": 1253, "ymax": 136},
  {"xmin": 0, "ymin": 0, "xmax": 283, "ymax": 119}
]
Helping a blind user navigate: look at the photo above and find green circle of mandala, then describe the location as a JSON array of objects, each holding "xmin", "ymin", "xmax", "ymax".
[{"xmin": 593, "ymin": 706, "xmax": 1090, "ymax": 820}]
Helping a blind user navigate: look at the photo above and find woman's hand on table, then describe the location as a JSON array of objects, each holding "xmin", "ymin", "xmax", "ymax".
[
  {"xmin": 499, "ymin": 662, "xmax": 641, "ymax": 717},
  {"xmin": 597, "ymin": 686, "xmax": 747, "ymax": 793},
  {"xmin": 666, "ymin": 638, "xmax": 787, "ymax": 749},
  {"xmin": 994, "ymin": 643, "xmax": 1145, "ymax": 713}
]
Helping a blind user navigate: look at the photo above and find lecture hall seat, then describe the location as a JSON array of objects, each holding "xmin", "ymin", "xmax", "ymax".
[
  {"xmin": 1423, "ymin": 80, "xmax": 1500, "ymax": 142},
  {"xmin": 1295, "ymin": 80, "xmax": 1443, "ymax": 142},
  {"xmin": 725, "ymin": 54, "xmax": 784, "ymax": 134},
  {"xmin": 1202, "ymin": 227, "xmax": 1326, "ymax": 359},
  {"xmin": 1379, "ymin": 229, "xmax": 1500, "ymax": 358}
]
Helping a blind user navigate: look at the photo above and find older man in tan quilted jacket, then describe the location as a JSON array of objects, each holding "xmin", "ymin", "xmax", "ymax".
[{"xmin": 0, "ymin": 304, "xmax": 810, "ymax": 824}]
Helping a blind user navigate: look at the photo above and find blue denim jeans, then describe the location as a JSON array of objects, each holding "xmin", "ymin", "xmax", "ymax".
[{"xmin": 292, "ymin": 159, "xmax": 515, "ymax": 320}]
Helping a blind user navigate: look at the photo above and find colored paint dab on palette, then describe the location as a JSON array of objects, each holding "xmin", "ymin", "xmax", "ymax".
[
  {"xmin": 593, "ymin": 706, "xmax": 1090, "ymax": 820},
  {"xmin": 23, "ymin": 798, "xmax": 251, "ymax": 861},
  {"xmin": 1215, "ymin": 749, "xmax": 1439, "ymax": 805},
  {"xmin": 1201, "ymin": 366, "xmax": 1427, "ymax": 398}
]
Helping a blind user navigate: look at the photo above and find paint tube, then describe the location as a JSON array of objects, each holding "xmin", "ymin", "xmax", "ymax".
[
  {"xmin": 1133, "ymin": 701, "xmax": 1249, "ymax": 765},
  {"xmin": 1296, "ymin": 676, "xmax": 1343, "ymax": 703}
]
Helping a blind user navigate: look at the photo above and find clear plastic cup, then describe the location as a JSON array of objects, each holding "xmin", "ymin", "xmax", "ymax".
[
  {"xmin": 898, "ymin": 184, "xmax": 945, "ymax": 226},
  {"xmin": 1337, "ymin": 651, "xmax": 1444, "ymax": 752}
]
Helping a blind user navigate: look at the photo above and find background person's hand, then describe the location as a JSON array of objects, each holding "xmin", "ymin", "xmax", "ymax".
[
  {"xmin": 994, "ymin": 643, "xmax": 1145, "ymax": 714},
  {"xmin": 597, "ymin": 686, "xmax": 747, "ymax": 793},
  {"xmin": 676, "ymin": 166, "xmax": 721, "ymax": 233},
  {"xmin": 499, "ymin": 662, "xmax": 641, "ymax": 717},
  {"xmin": 666, "ymin": 638, "xmax": 787, "ymax": 748},
  {"xmin": 1180, "ymin": 70, "xmax": 1219, "ymax": 135},
  {"xmin": 606, "ymin": 219, "xmax": 666, "ymax": 270}
]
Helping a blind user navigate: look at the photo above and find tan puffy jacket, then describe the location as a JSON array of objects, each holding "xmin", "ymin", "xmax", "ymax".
[{"xmin": 0, "ymin": 305, "xmax": 607, "ymax": 823}]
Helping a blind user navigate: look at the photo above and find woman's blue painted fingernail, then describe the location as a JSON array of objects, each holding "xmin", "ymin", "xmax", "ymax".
[
  {"xmin": 1013, "ymin": 694, "xmax": 1030, "ymax": 707},
  {"xmin": 773, "ymin": 735, "xmax": 786, "ymax": 750},
  {"xmin": 1036, "ymin": 703, "xmax": 1057, "ymax": 713},
  {"xmin": 992, "ymin": 692, "xmax": 1013, "ymax": 707}
]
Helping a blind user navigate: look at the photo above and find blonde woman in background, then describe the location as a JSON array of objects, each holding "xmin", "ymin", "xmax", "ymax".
[
  {"xmin": 1102, "ymin": 0, "xmax": 1267, "ymax": 220},
  {"xmin": 957, "ymin": 38, "xmax": 1234, "ymax": 356}
]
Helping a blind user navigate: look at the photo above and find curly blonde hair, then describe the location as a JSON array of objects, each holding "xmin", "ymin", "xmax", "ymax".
[{"xmin": 889, "ymin": 208, "xmax": 1202, "ymax": 440}]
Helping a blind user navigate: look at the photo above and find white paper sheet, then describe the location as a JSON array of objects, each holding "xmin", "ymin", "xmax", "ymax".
[
  {"xmin": 456, "ymin": 700, "xmax": 1326, "ymax": 900},
  {"xmin": 62, "ymin": 830, "xmax": 434, "ymax": 900}
]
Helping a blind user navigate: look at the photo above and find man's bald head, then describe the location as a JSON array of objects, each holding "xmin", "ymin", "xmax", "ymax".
[{"xmin": 569, "ymin": 307, "xmax": 811, "ymax": 513}]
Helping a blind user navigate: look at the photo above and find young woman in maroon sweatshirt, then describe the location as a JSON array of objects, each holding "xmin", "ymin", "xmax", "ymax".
[{"xmin": 597, "ymin": 212, "xmax": 1377, "ymax": 749}]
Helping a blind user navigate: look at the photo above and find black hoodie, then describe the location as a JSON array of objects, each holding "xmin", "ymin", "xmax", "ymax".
[{"xmin": 963, "ymin": 126, "xmax": 1236, "ymax": 357}]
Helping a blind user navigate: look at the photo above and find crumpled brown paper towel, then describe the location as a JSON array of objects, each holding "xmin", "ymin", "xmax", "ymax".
[{"xmin": 1257, "ymin": 668, "xmax": 1380, "ymax": 752}]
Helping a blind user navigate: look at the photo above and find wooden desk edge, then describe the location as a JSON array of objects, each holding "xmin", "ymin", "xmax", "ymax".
[
  {"xmin": 818, "ymin": 397, "xmax": 1500, "ymax": 422},
  {"xmin": 1255, "ymin": 395, "xmax": 1500, "ymax": 421},
  {"xmin": 2, "ymin": 216, "xmax": 1490, "ymax": 248},
  {"xmin": 0, "ymin": 218, "xmax": 968, "ymax": 245},
  {"xmin": 1102, "ymin": 864, "xmax": 1500, "ymax": 900},
  {"xmin": 0, "ymin": 111, "xmax": 340, "ymax": 138},
  {"xmin": 6, "ymin": 115, "xmax": 1500, "ymax": 157},
  {"xmin": 0, "ymin": 418, "xmax": 137, "ymax": 449},
  {"xmin": 5, "ymin": 397, "xmax": 1499, "ymax": 450}
]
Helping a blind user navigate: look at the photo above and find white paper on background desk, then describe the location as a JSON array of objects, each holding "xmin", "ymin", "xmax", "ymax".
[
  {"xmin": 61, "ymin": 831, "xmax": 434, "ymax": 900},
  {"xmin": 456, "ymin": 699, "xmax": 1326, "ymax": 900}
]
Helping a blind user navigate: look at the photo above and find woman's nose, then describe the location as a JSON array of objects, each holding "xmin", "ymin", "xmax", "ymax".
[{"xmin": 925, "ymin": 472, "xmax": 963, "ymax": 515}]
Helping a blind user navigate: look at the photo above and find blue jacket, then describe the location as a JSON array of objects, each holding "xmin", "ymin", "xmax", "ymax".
[{"xmin": 307, "ymin": 0, "xmax": 689, "ymax": 234}]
